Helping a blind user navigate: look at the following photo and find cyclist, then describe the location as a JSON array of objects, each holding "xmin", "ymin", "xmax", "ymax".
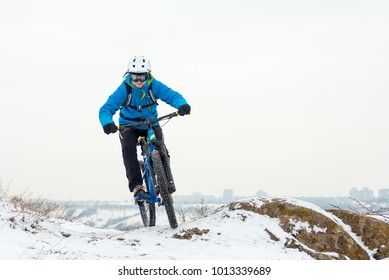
[{"xmin": 99, "ymin": 55, "xmax": 191, "ymax": 200}]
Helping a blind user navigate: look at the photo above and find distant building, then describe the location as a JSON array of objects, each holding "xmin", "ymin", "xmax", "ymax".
[
  {"xmin": 223, "ymin": 189, "xmax": 234, "ymax": 202},
  {"xmin": 349, "ymin": 187, "xmax": 374, "ymax": 201},
  {"xmin": 378, "ymin": 189, "xmax": 389, "ymax": 201}
]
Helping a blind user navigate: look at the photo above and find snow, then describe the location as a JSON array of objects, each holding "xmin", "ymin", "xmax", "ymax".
[
  {"xmin": 0, "ymin": 196, "xmax": 387, "ymax": 279},
  {"xmin": 0, "ymin": 196, "xmax": 315, "ymax": 260}
]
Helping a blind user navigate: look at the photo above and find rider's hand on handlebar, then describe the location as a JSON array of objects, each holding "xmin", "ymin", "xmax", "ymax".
[
  {"xmin": 103, "ymin": 123, "xmax": 118, "ymax": 135},
  {"xmin": 178, "ymin": 104, "xmax": 191, "ymax": 116}
]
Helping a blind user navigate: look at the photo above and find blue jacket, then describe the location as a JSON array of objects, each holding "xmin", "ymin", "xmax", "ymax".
[{"xmin": 99, "ymin": 75, "xmax": 188, "ymax": 129}]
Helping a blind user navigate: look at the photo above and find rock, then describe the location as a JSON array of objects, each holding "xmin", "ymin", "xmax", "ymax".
[
  {"xmin": 228, "ymin": 198, "xmax": 374, "ymax": 260},
  {"xmin": 329, "ymin": 210, "xmax": 389, "ymax": 260}
]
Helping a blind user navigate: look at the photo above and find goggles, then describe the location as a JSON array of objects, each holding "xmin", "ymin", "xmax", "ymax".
[{"xmin": 130, "ymin": 73, "xmax": 149, "ymax": 82}]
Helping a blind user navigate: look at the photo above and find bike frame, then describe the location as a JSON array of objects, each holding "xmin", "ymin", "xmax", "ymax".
[
  {"xmin": 120, "ymin": 112, "xmax": 178, "ymax": 205},
  {"xmin": 119, "ymin": 111, "xmax": 180, "ymax": 228},
  {"xmin": 140, "ymin": 128, "xmax": 160, "ymax": 204}
]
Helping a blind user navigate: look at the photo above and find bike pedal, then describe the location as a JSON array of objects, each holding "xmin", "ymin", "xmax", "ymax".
[{"xmin": 134, "ymin": 193, "xmax": 147, "ymax": 203}]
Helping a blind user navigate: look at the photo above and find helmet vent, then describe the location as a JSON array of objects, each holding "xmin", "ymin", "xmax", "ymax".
[{"xmin": 128, "ymin": 56, "xmax": 151, "ymax": 73}]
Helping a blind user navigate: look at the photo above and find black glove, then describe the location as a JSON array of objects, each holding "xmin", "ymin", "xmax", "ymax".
[
  {"xmin": 103, "ymin": 123, "xmax": 118, "ymax": 135},
  {"xmin": 178, "ymin": 104, "xmax": 191, "ymax": 116}
]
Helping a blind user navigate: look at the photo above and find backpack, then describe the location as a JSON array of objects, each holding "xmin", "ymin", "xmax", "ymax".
[{"xmin": 122, "ymin": 72, "xmax": 158, "ymax": 111}]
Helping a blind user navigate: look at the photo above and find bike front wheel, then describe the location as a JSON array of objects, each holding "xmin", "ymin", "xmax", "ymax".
[{"xmin": 151, "ymin": 150, "xmax": 178, "ymax": 229}]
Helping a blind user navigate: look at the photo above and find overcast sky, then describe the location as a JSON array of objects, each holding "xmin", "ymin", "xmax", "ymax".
[{"xmin": 1, "ymin": 0, "xmax": 388, "ymax": 201}]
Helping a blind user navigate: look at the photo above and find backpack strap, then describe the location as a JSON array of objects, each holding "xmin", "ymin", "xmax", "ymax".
[
  {"xmin": 148, "ymin": 82, "xmax": 158, "ymax": 104},
  {"xmin": 122, "ymin": 72, "xmax": 158, "ymax": 110},
  {"xmin": 123, "ymin": 80, "xmax": 133, "ymax": 107}
]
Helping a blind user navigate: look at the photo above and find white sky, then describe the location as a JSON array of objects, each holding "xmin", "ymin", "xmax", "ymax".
[{"xmin": 1, "ymin": 0, "xmax": 388, "ymax": 201}]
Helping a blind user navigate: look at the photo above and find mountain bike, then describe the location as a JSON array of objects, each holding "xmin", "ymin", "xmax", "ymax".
[{"xmin": 119, "ymin": 112, "xmax": 180, "ymax": 229}]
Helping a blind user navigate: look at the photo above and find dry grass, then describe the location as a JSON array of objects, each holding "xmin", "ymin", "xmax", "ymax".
[
  {"xmin": 191, "ymin": 198, "xmax": 211, "ymax": 220},
  {"xmin": 0, "ymin": 182, "xmax": 67, "ymax": 219},
  {"xmin": 176, "ymin": 198, "xmax": 212, "ymax": 223}
]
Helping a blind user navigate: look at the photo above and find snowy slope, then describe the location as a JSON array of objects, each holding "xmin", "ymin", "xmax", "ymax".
[{"xmin": 0, "ymin": 196, "xmax": 382, "ymax": 260}]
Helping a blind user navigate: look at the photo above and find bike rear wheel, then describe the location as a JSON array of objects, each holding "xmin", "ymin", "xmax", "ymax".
[
  {"xmin": 151, "ymin": 150, "xmax": 178, "ymax": 229},
  {"xmin": 138, "ymin": 160, "xmax": 156, "ymax": 227},
  {"xmin": 137, "ymin": 200, "xmax": 156, "ymax": 227}
]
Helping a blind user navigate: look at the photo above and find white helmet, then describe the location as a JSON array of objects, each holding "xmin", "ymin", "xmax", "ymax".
[{"xmin": 128, "ymin": 56, "xmax": 151, "ymax": 73}]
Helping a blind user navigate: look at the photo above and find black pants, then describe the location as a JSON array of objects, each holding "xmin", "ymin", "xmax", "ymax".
[{"xmin": 119, "ymin": 126, "xmax": 164, "ymax": 192}]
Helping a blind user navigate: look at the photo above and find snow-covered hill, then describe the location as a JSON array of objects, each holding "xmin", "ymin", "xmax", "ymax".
[{"xmin": 1, "ymin": 196, "xmax": 388, "ymax": 260}]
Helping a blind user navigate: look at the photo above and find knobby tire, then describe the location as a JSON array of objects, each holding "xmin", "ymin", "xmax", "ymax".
[
  {"xmin": 151, "ymin": 150, "xmax": 178, "ymax": 229},
  {"xmin": 138, "ymin": 200, "xmax": 156, "ymax": 227}
]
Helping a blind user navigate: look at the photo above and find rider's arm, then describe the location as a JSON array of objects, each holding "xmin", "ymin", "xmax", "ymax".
[
  {"xmin": 152, "ymin": 79, "xmax": 188, "ymax": 109},
  {"xmin": 98, "ymin": 83, "xmax": 127, "ymax": 127}
]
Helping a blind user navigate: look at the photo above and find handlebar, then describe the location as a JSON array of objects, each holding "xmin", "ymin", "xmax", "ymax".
[{"xmin": 119, "ymin": 111, "xmax": 179, "ymax": 131}]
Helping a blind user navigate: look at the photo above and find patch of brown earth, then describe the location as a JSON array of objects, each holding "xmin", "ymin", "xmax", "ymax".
[
  {"xmin": 228, "ymin": 199, "xmax": 370, "ymax": 260},
  {"xmin": 329, "ymin": 210, "xmax": 389, "ymax": 260}
]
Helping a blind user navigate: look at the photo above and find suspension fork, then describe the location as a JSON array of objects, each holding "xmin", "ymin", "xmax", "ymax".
[
  {"xmin": 157, "ymin": 143, "xmax": 176, "ymax": 193},
  {"xmin": 147, "ymin": 125, "xmax": 175, "ymax": 192},
  {"xmin": 141, "ymin": 143, "xmax": 159, "ymax": 203}
]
